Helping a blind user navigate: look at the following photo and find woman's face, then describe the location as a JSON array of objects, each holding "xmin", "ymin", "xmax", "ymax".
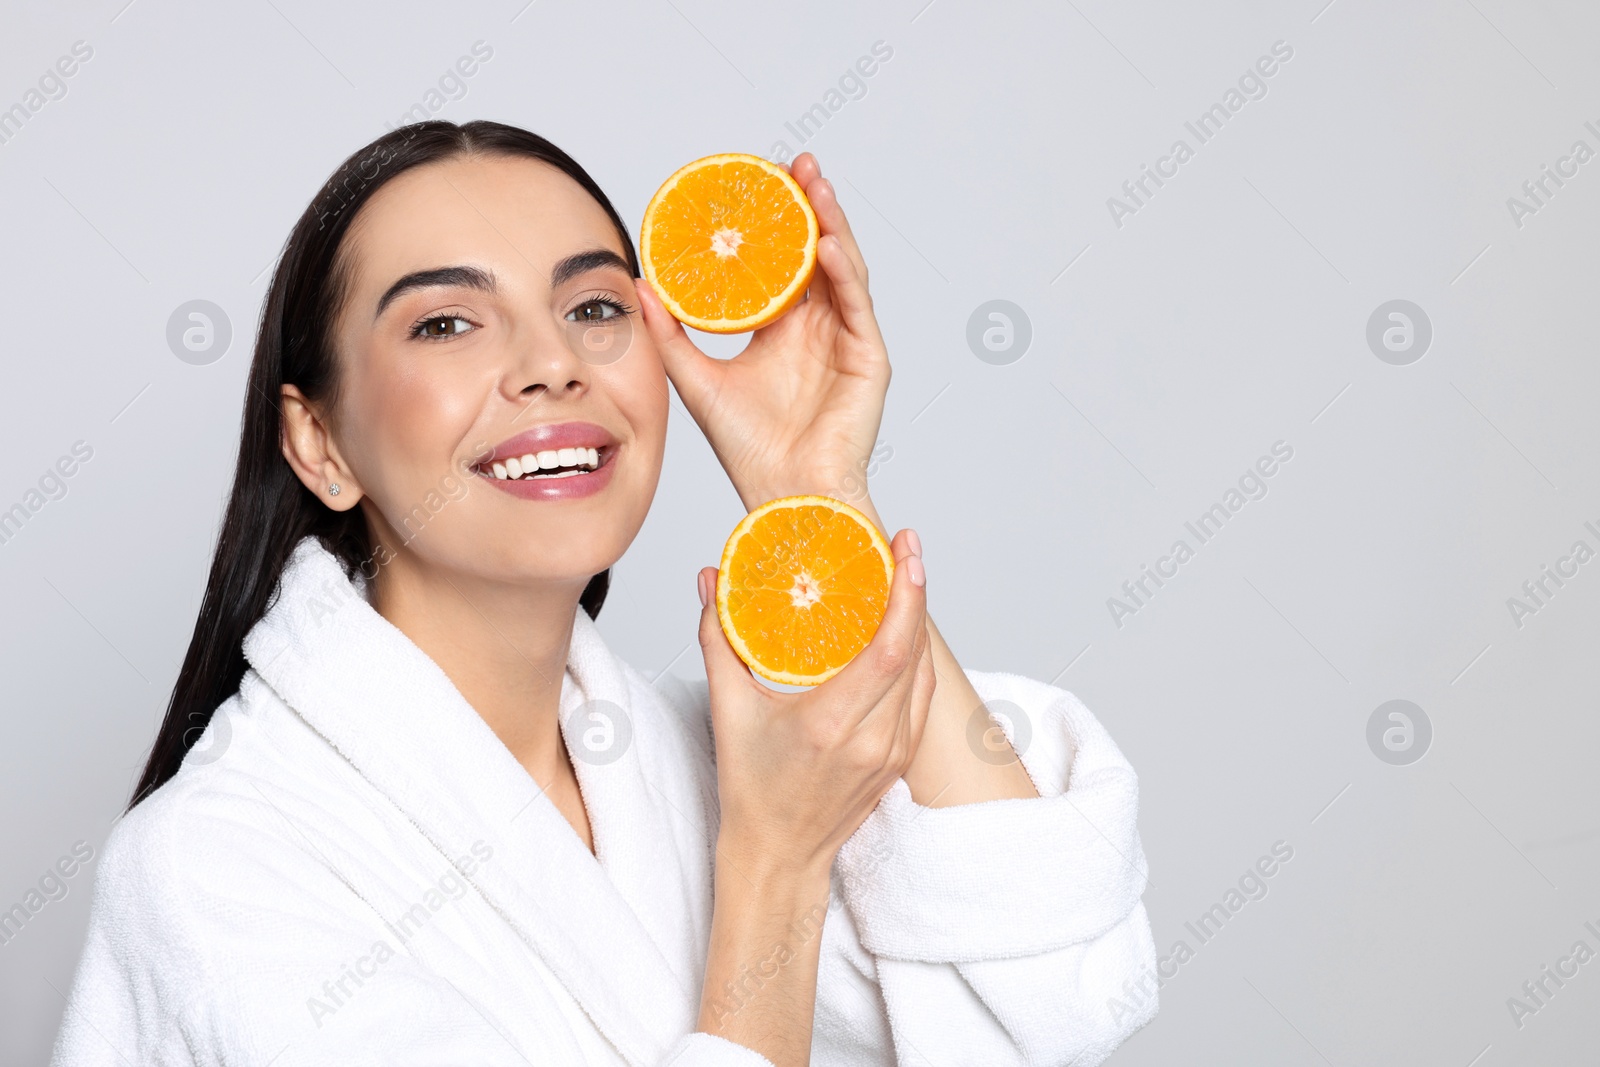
[{"xmin": 325, "ymin": 152, "xmax": 667, "ymax": 587}]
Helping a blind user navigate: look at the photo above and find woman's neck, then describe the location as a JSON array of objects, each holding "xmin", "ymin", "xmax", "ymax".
[{"xmin": 367, "ymin": 545, "xmax": 583, "ymax": 793}]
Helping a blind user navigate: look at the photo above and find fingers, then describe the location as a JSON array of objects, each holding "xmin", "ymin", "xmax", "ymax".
[
  {"xmin": 635, "ymin": 278, "xmax": 723, "ymax": 418},
  {"xmin": 795, "ymin": 162, "xmax": 870, "ymax": 288},
  {"xmin": 881, "ymin": 612, "xmax": 934, "ymax": 779},
  {"xmin": 788, "ymin": 153, "xmax": 817, "ymax": 185},
  {"xmin": 814, "ymin": 233, "xmax": 880, "ymax": 343},
  {"xmin": 696, "ymin": 566, "xmax": 760, "ymax": 706},
  {"xmin": 886, "ymin": 610, "xmax": 935, "ymax": 786},
  {"xmin": 796, "ymin": 235, "xmax": 835, "ymax": 316},
  {"xmin": 883, "ymin": 529, "xmax": 934, "ymax": 771},
  {"xmin": 785, "ymin": 155, "xmax": 879, "ymax": 342},
  {"xmin": 821, "ymin": 529, "xmax": 928, "ymax": 724},
  {"xmin": 905, "ymin": 620, "xmax": 936, "ymax": 760}
]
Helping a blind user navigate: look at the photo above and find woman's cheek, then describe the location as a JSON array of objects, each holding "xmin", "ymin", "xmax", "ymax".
[
  {"xmin": 631, "ymin": 343, "xmax": 670, "ymax": 439},
  {"xmin": 344, "ymin": 344, "xmax": 471, "ymax": 508},
  {"xmin": 379, "ymin": 344, "xmax": 489, "ymax": 455}
]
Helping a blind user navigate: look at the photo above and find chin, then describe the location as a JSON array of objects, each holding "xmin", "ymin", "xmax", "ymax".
[{"xmin": 464, "ymin": 541, "xmax": 620, "ymax": 586}]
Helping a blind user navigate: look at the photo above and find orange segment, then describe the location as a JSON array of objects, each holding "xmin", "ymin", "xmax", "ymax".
[
  {"xmin": 640, "ymin": 153, "xmax": 819, "ymax": 334},
  {"xmin": 716, "ymin": 496, "xmax": 894, "ymax": 686}
]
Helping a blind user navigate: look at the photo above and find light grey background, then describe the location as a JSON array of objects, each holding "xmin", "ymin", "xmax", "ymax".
[{"xmin": 3, "ymin": 0, "xmax": 1597, "ymax": 1063}]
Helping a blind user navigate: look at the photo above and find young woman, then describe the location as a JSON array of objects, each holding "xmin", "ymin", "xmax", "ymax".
[{"xmin": 51, "ymin": 121, "xmax": 1156, "ymax": 1066}]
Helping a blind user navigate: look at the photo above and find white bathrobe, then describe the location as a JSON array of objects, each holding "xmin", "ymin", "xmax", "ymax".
[{"xmin": 51, "ymin": 535, "xmax": 1158, "ymax": 1066}]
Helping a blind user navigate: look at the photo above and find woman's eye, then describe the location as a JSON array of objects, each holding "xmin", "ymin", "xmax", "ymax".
[
  {"xmin": 413, "ymin": 315, "xmax": 474, "ymax": 339},
  {"xmin": 568, "ymin": 299, "xmax": 623, "ymax": 324}
]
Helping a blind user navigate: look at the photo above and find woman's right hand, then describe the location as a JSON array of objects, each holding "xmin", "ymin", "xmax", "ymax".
[{"xmin": 693, "ymin": 528, "xmax": 936, "ymax": 883}]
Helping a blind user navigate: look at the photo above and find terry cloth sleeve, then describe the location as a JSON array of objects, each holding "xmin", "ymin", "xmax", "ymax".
[
  {"xmin": 829, "ymin": 668, "xmax": 1159, "ymax": 1067},
  {"xmin": 660, "ymin": 1032, "xmax": 776, "ymax": 1066},
  {"xmin": 49, "ymin": 798, "xmax": 580, "ymax": 1067},
  {"xmin": 48, "ymin": 787, "xmax": 777, "ymax": 1067}
]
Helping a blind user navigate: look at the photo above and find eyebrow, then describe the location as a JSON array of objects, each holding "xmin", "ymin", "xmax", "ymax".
[
  {"xmin": 549, "ymin": 247, "xmax": 634, "ymax": 289},
  {"xmin": 374, "ymin": 265, "xmax": 496, "ymax": 320},
  {"xmin": 373, "ymin": 248, "xmax": 633, "ymax": 320}
]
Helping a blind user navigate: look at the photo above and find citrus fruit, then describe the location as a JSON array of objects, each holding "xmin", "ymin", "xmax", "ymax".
[
  {"xmin": 716, "ymin": 495, "xmax": 895, "ymax": 687},
  {"xmin": 640, "ymin": 153, "xmax": 819, "ymax": 334}
]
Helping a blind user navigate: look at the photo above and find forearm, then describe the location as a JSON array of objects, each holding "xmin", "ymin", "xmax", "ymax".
[
  {"xmin": 902, "ymin": 615, "xmax": 1039, "ymax": 806},
  {"xmin": 846, "ymin": 495, "xmax": 1039, "ymax": 808},
  {"xmin": 697, "ymin": 850, "xmax": 833, "ymax": 1066}
]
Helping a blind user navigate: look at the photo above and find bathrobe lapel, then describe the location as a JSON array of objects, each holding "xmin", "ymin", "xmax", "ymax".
[{"xmin": 241, "ymin": 538, "xmax": 703, "ymax": 1065}]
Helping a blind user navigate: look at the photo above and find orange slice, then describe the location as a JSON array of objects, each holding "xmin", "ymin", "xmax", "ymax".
[
  {"xmin": 716, "ymin": 496, "xmax": 894, "ymax": 686},
  {"xmin": 640, "ymin": 153, "xmax": 819, "ymax": 334}
]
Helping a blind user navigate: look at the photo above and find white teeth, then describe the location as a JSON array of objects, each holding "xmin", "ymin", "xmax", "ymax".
[{"xmin": 484, "ymin": 444, "xmax": 605, "ymax": 479}]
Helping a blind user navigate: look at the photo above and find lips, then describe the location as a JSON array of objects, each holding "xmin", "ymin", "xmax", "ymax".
[
  {"xmin": 470, "ymin": 420, "xmax": 620, "ymax": 501},
  {"xmin": 475, "ymin": 421, "xmax": 618, "ymax": 468}
]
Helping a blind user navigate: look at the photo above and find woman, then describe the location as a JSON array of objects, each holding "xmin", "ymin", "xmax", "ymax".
[{"xmin": 51, "ymin": 121, "xmax": 1156, "ymax": 1066}]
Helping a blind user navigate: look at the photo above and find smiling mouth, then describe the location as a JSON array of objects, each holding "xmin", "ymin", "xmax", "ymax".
[{"xmin": 473, "ymin": 446, "xmax": 610, "ymax": 481}]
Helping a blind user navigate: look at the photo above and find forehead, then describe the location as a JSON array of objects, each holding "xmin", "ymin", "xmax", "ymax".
[{"xmin": 341, "ymin": 153, "xmax": 628, "ymax": 292}]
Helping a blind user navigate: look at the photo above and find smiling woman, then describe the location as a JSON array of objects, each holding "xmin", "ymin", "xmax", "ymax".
[{"xmin": 49, "ymin": 120, "xmax": 1157, "ymax": 1067}]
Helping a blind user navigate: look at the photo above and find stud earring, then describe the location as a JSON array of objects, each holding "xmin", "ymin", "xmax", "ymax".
[{"xmin": 328, "ymin": 483, "xmax": 341, "ymax": 496}]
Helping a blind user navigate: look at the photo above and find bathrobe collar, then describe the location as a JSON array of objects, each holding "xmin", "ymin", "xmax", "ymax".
[{"xmin": 240, "ymin": 536, "xmax": 701, "ymax": 1065}]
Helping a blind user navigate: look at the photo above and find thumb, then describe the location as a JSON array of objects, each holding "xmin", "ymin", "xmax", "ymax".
[
  {"xmin": 819, "ymin": 532, "xmax": 928, "ymax": 715},
  {"xmin": 636, "ymin": 278, "xmax": 723, "ymax": 417}
]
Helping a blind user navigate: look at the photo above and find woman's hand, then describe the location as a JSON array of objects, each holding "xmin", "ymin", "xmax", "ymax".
[
  {"xmin": 636, "ymin": 152, "xmax": 888, "ymax": 512},
  {"xmin": 691, "ymin": 529, "xmax": 932, "ymax": 1064},
  {"xmin": 695, "ymin": 528, "xmax": 934, "ymax": 880}
]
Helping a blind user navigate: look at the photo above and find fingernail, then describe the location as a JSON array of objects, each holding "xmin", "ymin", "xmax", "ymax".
[
  {"xmin": 905, "ymin": 528, "xmax": 922, "ymax": 558},
  {"xmin": 905, "ymin": 555, "xmax": 925, "ymax": 587},
  {"xmin": 697, "ymin": 570, "xmax": 709, "ymax": 608}
]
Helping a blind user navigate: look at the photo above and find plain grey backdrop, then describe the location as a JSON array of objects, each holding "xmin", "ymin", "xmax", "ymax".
[{"xmin": 3, "ymin": 0, "xmax": 1597, "ymax": 1063}]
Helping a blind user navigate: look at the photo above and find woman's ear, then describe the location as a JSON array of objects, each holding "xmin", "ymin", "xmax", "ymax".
[{"xmin": 280, "ymin": 384, "xmax": 363, "ymax": 510}]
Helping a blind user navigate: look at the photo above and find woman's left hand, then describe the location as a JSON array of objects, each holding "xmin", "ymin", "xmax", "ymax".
[
  {"xmin": 645, "ymin": 152, "xmax": 1039, "ymax": 812},
  {"xmin": 635, "ymin": 152, "xmax": 888, "ymax": 512}
]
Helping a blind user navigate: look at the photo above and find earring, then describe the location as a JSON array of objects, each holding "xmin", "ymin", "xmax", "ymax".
[{"xmin": 328, "ymin": 483, "xmax": 341, "ymax": 496}]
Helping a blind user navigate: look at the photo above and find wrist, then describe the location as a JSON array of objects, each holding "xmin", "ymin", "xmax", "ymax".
[
  {"xmin": 715, "ymin": 832, "xmax": 835, "ymax": 897},
  {"xmin": 743, "ymin": 485, "xmax": 883, "ymax": 531},
  {"xmin": 700, "ymin": 840, "xmax": 832, "ymax": 1060},
  {"xmin": 840, "ymin": 492, "xmax": 884, "ymax": 533}
]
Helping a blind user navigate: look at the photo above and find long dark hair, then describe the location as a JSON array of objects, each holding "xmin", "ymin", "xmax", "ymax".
[{"xmin": 130, "ymin": 121, "xmax": 637, "ymax": 810}]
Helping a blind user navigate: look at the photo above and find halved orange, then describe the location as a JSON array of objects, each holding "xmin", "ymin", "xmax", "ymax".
[
  {"xmin": 640, "ymin": 153, "xmax": 819, "ymax": 334},
  {"xmin": 716, "ymin": 496, "xmax": 894, "ymax": 686}
]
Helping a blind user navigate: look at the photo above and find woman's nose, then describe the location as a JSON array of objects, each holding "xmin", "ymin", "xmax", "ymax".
[{"xmin": 501, "ymin": 318, "xmax": 592, "ymax": 402}]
